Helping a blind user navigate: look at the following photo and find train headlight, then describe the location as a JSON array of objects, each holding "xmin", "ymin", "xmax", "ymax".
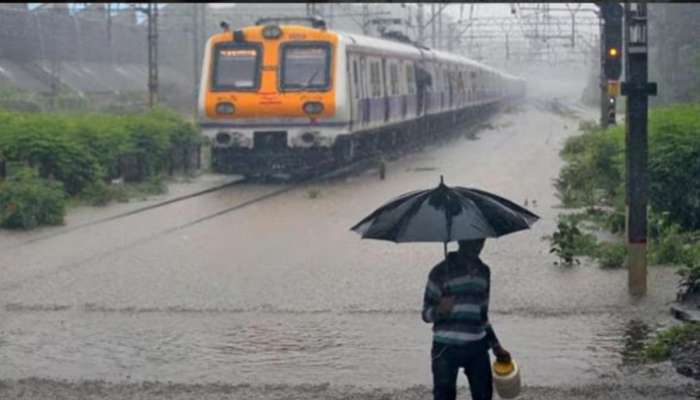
[
  {"xmin": 303, "ymin": 101, "xmax": 324, "ymax": 115},
  {"xmin": 215, "ymin": 132, "xmax": 232, "ymax": 146},
  {"xmin": 216, "ymin": 102, "xmax": 235, "ymax": 115},
  {"xmin": 301, "ymin": 132, "xmax": 317, "ymax": 144},
  {"xmin": 262, "ymin": 25, "xmax": 282, "ymax": 39}
]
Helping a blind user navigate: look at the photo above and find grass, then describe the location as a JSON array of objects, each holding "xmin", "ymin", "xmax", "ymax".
[
  {"xmin": 306, "ymin": 188, "xmax": 322, "ymax": 199},
  {"xmin": 73, "ymin": 176, "xmax": 167, "ymax": 207},
  {"xmin": 643, "ymin": 323, "xmax": 700, "ymax": 362}
]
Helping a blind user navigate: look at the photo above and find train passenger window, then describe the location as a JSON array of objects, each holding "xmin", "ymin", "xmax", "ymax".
[
  {"xmin": 211, "ymin": 43, "xmax": 261, "ymax": 91},
  {"xmin": 360, "ymin": 57, "xmax": 367, "ymax": 97},
  {"xmin": 406, "ymin": 64, "xmax": 415, "ymax": 95},
  {"xmin": 370, "ymin": 62, "xmax": 381, "ymax": 98},
  {"xmin": 389, "ymin": 64, "xmax": 399, "ymax": 96},
  {"xmin": 353, "ymin": 60, "xmax": 359, "ymax": 99},
  {"xmin": 280, "ymin": 42, "xmax": 331, "ymax": 91}
]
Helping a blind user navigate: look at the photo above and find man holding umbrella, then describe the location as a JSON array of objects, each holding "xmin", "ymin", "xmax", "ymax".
[
  {"xmin": 423, "ymin": 238, "xmax": 510, "ymax": 400},
  {"xmin": 351, "ymin": 177, "xmax": 537, "ymax": 400}
]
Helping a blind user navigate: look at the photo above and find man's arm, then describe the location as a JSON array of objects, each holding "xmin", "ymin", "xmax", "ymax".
[
  {"xmin": 483, "ymin": 268, "xmax": 500, "ymax": 348},
  {"xmin": 422, "ymin": 271, "xmax": 443, "ymax": 323},
  {"xmin": 484, "ymin": 265, "xmax": 510, "ymax": 361}
]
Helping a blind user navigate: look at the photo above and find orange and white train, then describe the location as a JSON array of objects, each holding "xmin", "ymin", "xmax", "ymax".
[{"xmin": 198, "ymin": 18, "xmax": 526, "ymax": 177}]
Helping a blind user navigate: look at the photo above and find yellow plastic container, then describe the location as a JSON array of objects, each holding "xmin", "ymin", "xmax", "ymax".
[{"xmin": 492, "ymin": 359, "xmax": 521, "ymax": 399}]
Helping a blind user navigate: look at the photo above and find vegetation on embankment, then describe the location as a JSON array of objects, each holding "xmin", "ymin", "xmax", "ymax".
[
  {"xmin": 0, "ymin": 107, "xmax": 203, "ymax": 229},
  {"xmin": 548, "ymin": 102, "xmax": 700, "ymax": 378},
  {"xmin": 548, "ymin": 102, "xmax": 700, "ymax": 271}
]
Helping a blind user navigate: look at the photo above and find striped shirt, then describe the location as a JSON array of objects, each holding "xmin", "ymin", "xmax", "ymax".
[{"xmin": 422, "ymin": 252, "xmax": 499, "ymax": 347}]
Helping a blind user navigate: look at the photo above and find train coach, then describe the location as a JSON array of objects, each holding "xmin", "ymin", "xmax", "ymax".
[{"xmin": 198, "ymin": 18, "xmax": 526, "ymax": 178}]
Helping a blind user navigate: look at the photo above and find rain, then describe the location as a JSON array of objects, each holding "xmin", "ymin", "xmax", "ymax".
[{"xmin": 0, "ymin": 3, "xmax": 699, "ymax": 400}]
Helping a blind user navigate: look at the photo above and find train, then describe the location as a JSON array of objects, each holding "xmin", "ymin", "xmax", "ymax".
[{"xmin": 198, "ymin": 17, "xmax": 526, "ymax": 178}]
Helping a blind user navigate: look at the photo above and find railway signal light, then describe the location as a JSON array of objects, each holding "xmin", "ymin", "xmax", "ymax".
[
  {"xmin": 607, "ymin": 80, "xmax": 620, "ymax": 97},
  {"xmin": 607, "ymin": 96, "xmax": 616, "ymax": 125},
  {"xmin": 601, "ymin": 1, "xmax": 623, "ymax": 80}
]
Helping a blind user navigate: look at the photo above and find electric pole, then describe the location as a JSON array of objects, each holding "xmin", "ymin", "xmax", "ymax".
[
  {"xmin": 417, "ymin": 3, "xmax": 424, "ymax": 45},
  {"xmin": 599, "ymin": 18, "xmax": 608, "ymax": 128},
  {"xmin": 192, "ymin": 3, "xmax": 200, "ymax": 118},
  {"xmin": 362, "ymin": 4, "xmax": 369, "ymax": 35},
  {"xmin": 431, "ymin": 3, "xmax": 436, "ymax": 48},
  {"xmin": 621, "ymin": 2, "xmax": 657, "ymax": 296},
  {"xmin": 106, "ymin": 3, "xmax": 112, "ymax": 44},
  {"xmin": 146, "ymin": 2, "xmax": 158, "ymax": 109},
  {"xmin": 438, "ymin": 4, "xmax": 443, "ymax": 50}
]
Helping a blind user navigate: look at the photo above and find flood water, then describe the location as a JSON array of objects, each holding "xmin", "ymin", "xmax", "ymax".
[{"xmin": 0, "ymin": 100, "xmax": 691, "ymax": 393}]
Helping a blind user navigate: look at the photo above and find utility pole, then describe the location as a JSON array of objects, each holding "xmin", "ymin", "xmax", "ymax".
[
  {"xmin": 417, "ymin": 3, "xmax": 424, "ymax": 45},
  {"xmin": 621, "ymin": 2, "xmax": 657, "ymax": 296},
  {"xmin": 438, "ymin": 4, "xmax": 443, "ymax": 50},
  {"xmin": 146, "ymin": 2, "xmax": 158, "ymax": 109},
  {"xmin": 362, "ymin": 4, "xmax": 369, "ymax": 35},
  {"xmin": 599, "ymin": 16, "xmax": 609, "ymax": 128},
  {"xmin": 431, "ymin": 3, "xmax": 436, "ymax": 48},
  {"xmin": 505, "ymin": 33, "xmax": 510, "ymax": 61},
  {"xmin": 106, "ymin": 3, "xmax": 112, "ymax": 44},
  {"xmin": 192, "ymin": 3, "xmax": 200, "ymax": 119}
]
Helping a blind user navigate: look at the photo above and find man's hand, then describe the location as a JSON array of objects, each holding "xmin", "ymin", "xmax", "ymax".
[
  {"xmin": 493, "ymin": 344, "xmax": 512, "ymax": 363},
  {"xmin": 437, "ymin": 296, "xmax": 455, "ymax": 317}
]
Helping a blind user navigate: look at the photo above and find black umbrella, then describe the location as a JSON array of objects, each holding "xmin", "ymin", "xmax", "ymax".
[{"xmin": 350, "ymin": 176, "xmax": 539, "ymax": 255}]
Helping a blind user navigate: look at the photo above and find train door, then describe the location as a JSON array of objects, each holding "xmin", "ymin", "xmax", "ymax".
[
  {"xmin": 400, "ymin": 61, "xmax": 408, "ymax": 119},
  {"xmin": 350, "ymin": 56, "xmax": 359, "ymax": 127},
  {"xmin": 381, "ymin": 58, "xmax": 389, "ymax": 123},
  {"xmin": 360, "ymin": 56, "xmax": 369, "ymax": 126},
  {"xmin": 448, "ymin": 67, "xmax": 454, "ymax": 109},
  {"xmin": 415, "ymin": 63, "xmax": 430, "ymax": 116}
]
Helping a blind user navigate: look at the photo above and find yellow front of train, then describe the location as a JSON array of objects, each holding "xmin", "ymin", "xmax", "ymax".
[{"xmin": 198, "ymin": 22, "xmax": 347, "ymax": 177}]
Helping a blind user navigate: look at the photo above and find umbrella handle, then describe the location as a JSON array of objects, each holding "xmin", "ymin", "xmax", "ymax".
[{"xmin": 443, "ymin": 241, "xmax": 450, "ymax": 296}]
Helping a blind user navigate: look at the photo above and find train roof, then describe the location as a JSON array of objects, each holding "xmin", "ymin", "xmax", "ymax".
[{"xmin": 336, "ymin": 30, "xmax": 518, "ymax": 80}]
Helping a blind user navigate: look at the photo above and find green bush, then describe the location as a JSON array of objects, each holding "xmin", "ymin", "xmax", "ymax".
[
  {"xmin": 0, "ymin": 113, "xmax": 101, "ymax": 195},
  {"xmin": 548, "ymin": 218, "xmax": 598, "ymax": 265},
  {"xmin": 644, "ymin": 323, "xmax": 700, "ymax": 362},
  {"xmin": 677, "ymin": 244, "xmax": 700, "ymax": 302},
  {"xmin": 557, "ymin": 125, "xmax": 625, "ymax": 208},
  {"xmin": 0, "ymin": 167, "xmax": 66, "ymax": 229},
  {"xmin": 594, "ymin": 241, "xmax": 627, "ymax": 269},
  {"xmin": 648, "ymin": 103, "xmax": 700, "ymax": 230},
  {"xmin": 557, "ymin": 103, "xmax": 700, "ymax": 230},
  {"xmin": 0, "ymin": 107, "xmax": 201, "ymax": 200}
]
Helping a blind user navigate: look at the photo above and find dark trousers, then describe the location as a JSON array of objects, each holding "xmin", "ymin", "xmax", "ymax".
[{"xmin": 431, "ymin": 339, "xmax": 493, "ymax": 400}]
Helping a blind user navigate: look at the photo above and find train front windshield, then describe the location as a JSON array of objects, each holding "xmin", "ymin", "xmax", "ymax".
[
  {"xmin": 212, "ymin": 46, "xmax": 260, "ymax": 90},
  {"xmin": 280, "ymin": 43, "xmax": 331, "ymax": 91}
]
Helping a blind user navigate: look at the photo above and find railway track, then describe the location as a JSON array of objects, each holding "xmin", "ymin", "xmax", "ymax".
[
  {"xmin": 0, "ymin": 156, "xmax": 385, "ymax": 292},
  {"xmin": 0, "ymin": 154, "xmax": 382, "ymax": 254}
]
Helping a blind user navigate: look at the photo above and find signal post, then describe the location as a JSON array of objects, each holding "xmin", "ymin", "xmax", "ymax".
[
  {"xmin": 599, "ymin": 1, "xmax": 622, "ymax": 127},
  {"xmin": 621, "ymin": 2, "xmax": 656, "ymax": 296}
]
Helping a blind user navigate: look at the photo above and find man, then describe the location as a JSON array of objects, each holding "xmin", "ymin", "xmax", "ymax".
[{"xmin": 422, "ymin": 239, "xmax": 510, "ymax": 400}]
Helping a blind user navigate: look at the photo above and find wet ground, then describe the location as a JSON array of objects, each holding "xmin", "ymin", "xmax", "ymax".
[{"xmin": 1, "ymin": 99, "xmax": 698, "ymax": 399}]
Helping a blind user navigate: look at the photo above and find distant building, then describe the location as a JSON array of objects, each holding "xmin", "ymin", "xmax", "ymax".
[
  {"xmin": 75, "ymin": 3, "xmax": 107, "ymax": 22},
  {"xmin": 31, "ymin": 3, "xmax": 70, "ymax": 15},
  {"xmin": 0, "ymin": 4, "xmax": 28, "ymax": 12}
]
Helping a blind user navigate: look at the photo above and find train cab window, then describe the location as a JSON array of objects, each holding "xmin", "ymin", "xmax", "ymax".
[
  {"xmin": 280, "ymin": 42, "xmax": 331, "ymax": 91},
  {"xmin": 211, "ymin": 43, "xmax": 262, "ymax": 91}
]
